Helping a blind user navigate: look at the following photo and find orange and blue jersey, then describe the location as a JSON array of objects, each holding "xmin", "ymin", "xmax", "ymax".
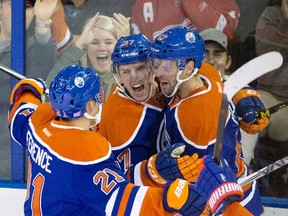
[
  {"xmin": 8, "ymin": 92, "xmax": 172, "ymax": 216},
  {"xmin": 98, "ymin": 85, "xmax": 166, "ymax": 174},
  {"xmin": 163, "ymin": 63, "xmax": 263, "ymax": 215}
]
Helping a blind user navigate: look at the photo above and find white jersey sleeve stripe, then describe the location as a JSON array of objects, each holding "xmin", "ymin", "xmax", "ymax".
[
  {"xmin": 106, "ymin": 188, "xmax": 119, "ymax": 216},
  {"xmin": 130, "ymin": 186, "xmax": 149, "ymax": 215},
  {"xmin": 240, "ymin": 180, "xmax": 257, "ymax": 207},
  {"xmin": 133, "ymin": 162, "xmax": 145, "ymax": 186}
]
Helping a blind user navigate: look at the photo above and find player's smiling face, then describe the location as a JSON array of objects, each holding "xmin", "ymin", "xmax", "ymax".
[
  {"xmin": 117, "ymin": 61, "xmax": 153, "ymax": 102},
  {"xmin": 153, "ymin": 59, "xmax": 178, "ymax": 96}
]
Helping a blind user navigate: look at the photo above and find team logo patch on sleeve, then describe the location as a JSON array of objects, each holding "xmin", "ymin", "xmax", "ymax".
[{"xmin": 20, "ymin": 108, "xmax": 33, "ymax": 116}]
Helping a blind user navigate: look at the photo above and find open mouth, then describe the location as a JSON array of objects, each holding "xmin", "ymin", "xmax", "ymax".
[
  {"xmin": 97, "ymin": 54, "xmax": 108, "ymax": 62},
  {"xmin": 132, "ymin": 84, "xmax": 144, "ymax": 93}
]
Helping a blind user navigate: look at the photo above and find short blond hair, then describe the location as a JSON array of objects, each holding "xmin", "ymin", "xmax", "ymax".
[{"xmin": 93, "ymin": 15, "xmax": 118, "ymax": 40}]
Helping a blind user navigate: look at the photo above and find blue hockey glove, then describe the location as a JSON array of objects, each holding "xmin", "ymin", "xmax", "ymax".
[
  {"xmin": 10, "ymin": 78, "xmax": 46, "ymax": 104},
  {"xmin": 146, "ymin": 143, "xmax": 201, "ymax": 184},
  {"xmin": 196, "ymin": 155, "xmax": 244, "ymax": 214},
  {"xmin": 163, "ymin": 178, "xmax": 206, "ymax": 216},
  {"xmin": 233, "ymin": 87, "xmax": 269, "ymax": 134},
  {"xmin": 233, "ymin": 87, "xmax": 265, "ymax": 123}
]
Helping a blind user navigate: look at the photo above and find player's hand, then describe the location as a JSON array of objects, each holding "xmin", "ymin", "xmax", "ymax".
[
  {"xmin": 240, "ymin": 117, "xmax": 269, "ymax": 134},
  {"xmin": 163, "ymin": 178, "xmax": 206, "ymax": 216},
  {"xmin": 146, "ymin": 143, "xmax": 201, "ymax": 184},
  {"xmin": 196, "ymin": 155, "xmax": 244, "ymax": 215},
  {"xmin": 233, "ymin": 87, "xmax": 269, "ymax": 134},
  {"xmin": 10, "ymin": 78, "xmax": 46, "ymax": 104},
  {"xmin": 233, "ymin": 87, "xmax": 266, "ymax": 123}
]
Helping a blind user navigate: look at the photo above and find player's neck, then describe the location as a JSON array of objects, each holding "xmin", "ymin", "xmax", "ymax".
[
  {"xmin": 61, "ymin": 117, "xmax": 91, "ymax": 131},
  {"xmin": 177, "ymin": 75, "xmax": 204, "ymax": 98}
]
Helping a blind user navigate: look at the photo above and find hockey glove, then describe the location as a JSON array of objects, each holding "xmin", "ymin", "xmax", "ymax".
[
  {"xmin": 146, "ymin": 143, "xmax": 201, "ymax": 185},
  {"xmin": 10, "ymin": 78, "xmax": 46, "ymax": 104},
  {"xmin": 196, "ymin": 155, "xmax": 244, "ymax": 215},
  {"xmin": 240, "ymin": 117, "xmax": 269, "ymax": 134},
  {"xmin": 233, "ymin": 87, "xmax": 269, "ymax": 134},
  {"xmin": 163, "ymin": 178, "xmax": 206, "ymax": 216}
]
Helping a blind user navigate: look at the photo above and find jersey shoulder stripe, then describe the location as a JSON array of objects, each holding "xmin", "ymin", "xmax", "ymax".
[
  {"xmin": 199, "ymin": 62, "xmax": 223, "ymax": 83},
  {"xmin": 29, "ymin": 104, "xmax": 112, "ymax": 164}
]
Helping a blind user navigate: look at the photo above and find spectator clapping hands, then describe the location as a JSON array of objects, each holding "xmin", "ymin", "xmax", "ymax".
[
  {"xmin": 74, "ymin": 13, "xmax": 100, "ymax": 50},
  {"xmin": 112, "ymin": 13, "xmax": 131, "ymax": 38}
]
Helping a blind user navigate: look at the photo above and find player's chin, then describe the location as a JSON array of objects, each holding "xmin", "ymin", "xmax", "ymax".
[{"xmin": 160, "ymin": 86, "xmax": 171, "ymax": 95}]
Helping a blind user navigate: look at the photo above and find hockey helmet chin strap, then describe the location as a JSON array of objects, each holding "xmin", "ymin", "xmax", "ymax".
[
  {"xmin": 84, "ymin": 103, "xmax": 102, "ymax": 127},
  {"xmin": 163, "ymin": 67, "xmax": 199, "ymax": 98},
  {"xmin": 113, "ymin": 67, "xmax": 155, "ymax": 104}
]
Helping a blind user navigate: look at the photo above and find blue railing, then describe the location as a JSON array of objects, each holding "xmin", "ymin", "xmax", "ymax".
[{"xmin": 10, "ymin": 0, "xmax": 26, "ymax": 182}]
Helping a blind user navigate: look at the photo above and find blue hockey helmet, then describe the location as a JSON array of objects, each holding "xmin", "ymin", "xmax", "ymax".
[
  {"xmin": 152, "ymin": 26, "xmax": 205, "ymax": 69},
  {"xmin": 111, "ymin": 33, "xmax": 152, "ymax": 67},
  {"xmin": 49, "ymin": 65, "xmax": 102, "ymax": 119}
]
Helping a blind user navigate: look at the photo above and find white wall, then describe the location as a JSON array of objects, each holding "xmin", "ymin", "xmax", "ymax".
[
  {"xmin": 0, "ymin": 187, "xmax": 287, "ymax": 216},
  {"xmin": 0, "ymin": 187, "xmax": 26, "ymax": 216}
]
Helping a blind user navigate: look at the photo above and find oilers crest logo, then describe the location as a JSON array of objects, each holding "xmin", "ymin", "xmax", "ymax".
[
  {"xmin": 185, "ymin": 32, "xmax": 196, "ymax": 43},
  {"xmin": 74, "ymin": 76, "xmax": 85, "ymax": 88}
]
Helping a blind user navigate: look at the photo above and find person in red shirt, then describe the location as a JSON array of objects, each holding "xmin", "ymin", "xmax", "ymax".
[{"xmin": 131, "ymin": 0, "xmax": 240, "ymax": 41}]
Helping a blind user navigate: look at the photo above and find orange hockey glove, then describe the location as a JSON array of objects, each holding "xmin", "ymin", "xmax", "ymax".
[
  {"xmin": 239, "ymin": 117, "xmax": 269, "ymax": 134},
  {"xmin": 146, "ymin": 143, "xmax": 201, "ymax": 185},
  {"xmin": 163, "ymin": 178, "xmax": 206, "ymax": 215},
  {"xmin": 10, "ymin": 78, "xmax": 46, "ymax": 104}
]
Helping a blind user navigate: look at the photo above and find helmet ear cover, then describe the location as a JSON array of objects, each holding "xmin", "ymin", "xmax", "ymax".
[
  {"xmin": 49, "ymin": 65, "xmax": 102, "ymax": 119},
  {"xmin": 176, "ymin": 58, "xmax": 195, "ymax": 72}
]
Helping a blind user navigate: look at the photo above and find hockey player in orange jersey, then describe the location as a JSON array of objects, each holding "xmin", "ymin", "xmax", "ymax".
[
  {"xmin": 8, "ymin": 65, "xmax": 211, "ymax": 215},
  {"xmin": 98, "ymin": 34, "xmax": 202, "ymax": 188},
  {"xmin": 98, "ymin": 33, "xmax": 166, "ymax": 174},
  {"xmin": 97, "ymin": 32, "xmax": 255, "ymax": 215},
  {"xmin": 149, "ymin": 26, "xmax": 263, "ymax": 215}
]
